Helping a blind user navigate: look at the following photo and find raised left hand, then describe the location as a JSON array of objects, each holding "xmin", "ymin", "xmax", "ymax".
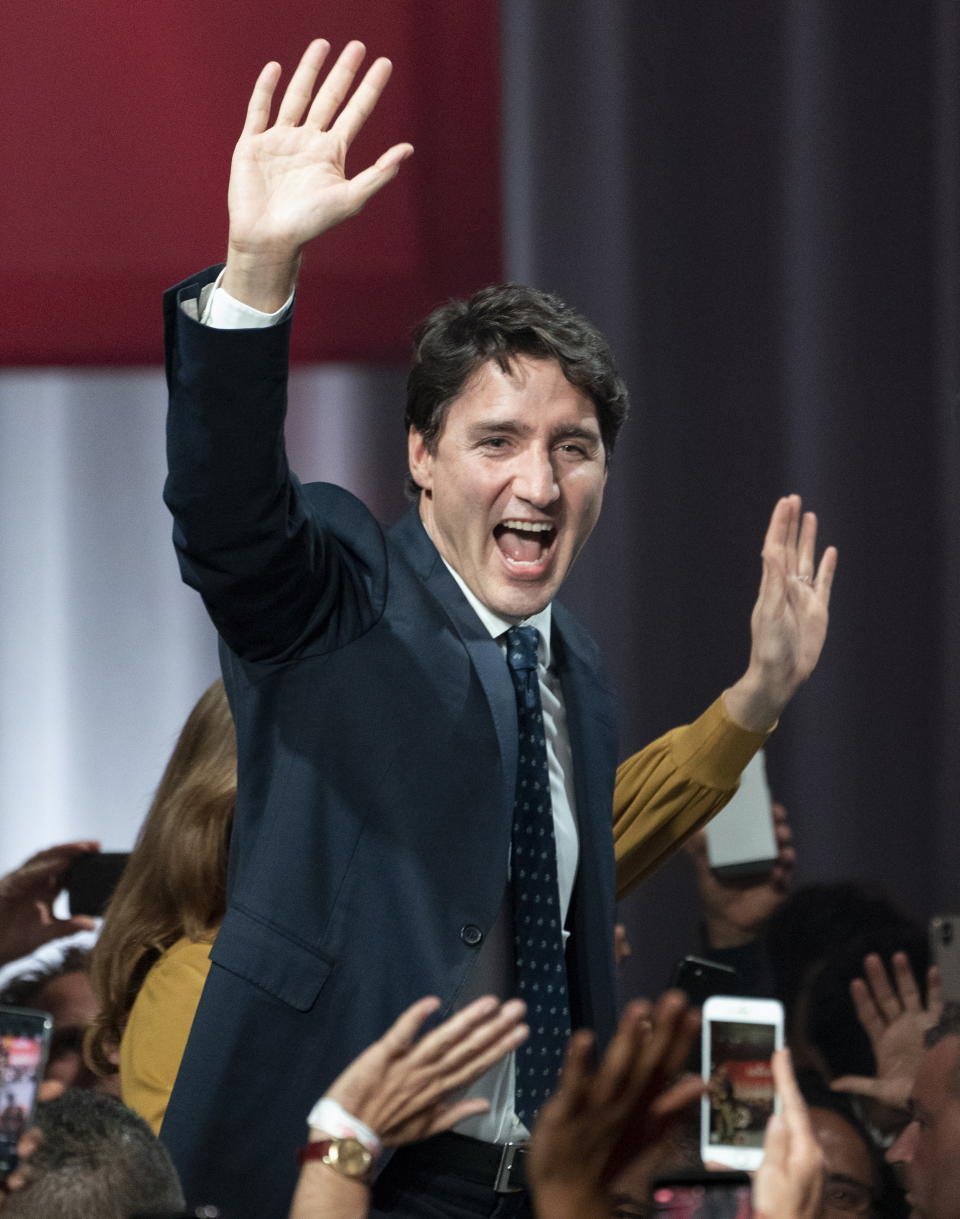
[{"xmin": 724, "ymin": 495, "xmax": 837, "ymax": 732}]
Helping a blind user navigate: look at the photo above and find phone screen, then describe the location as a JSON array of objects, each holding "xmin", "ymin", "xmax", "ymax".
[
  {"xmin": 652, "ymin": 1179, "xmax": 753, "ymax": 1217},
  {"xmin": 705, "ymin": 1018, "xmax": 776, "ymax": 1153},
  {"xmin": 0, "ymin": 1008, "xmax": 53, "ymax": 1178}
]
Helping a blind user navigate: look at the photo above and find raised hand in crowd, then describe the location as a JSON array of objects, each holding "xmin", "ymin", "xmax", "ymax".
[
  {"xmin": 0, "ymin": 842, "xmax": 100, "ymax": 967},
  {"xmin": 527, "ymin": 991, "xmax": 702, "ymax": 1219},
  {"xmin": 831, "ymin": 950, "xmax": 943, "ymax": 1113},
  {"xmin": 723, "ymin": 495, "xmax": 837, "ymax": 733},
  {"xmin": 685, "ymin": 802, "xmax": 795, "ymax": 950},
  {"xmin": 753, "ymin": 1048, "xmax": 823, "ymax": 1219},
  {"xmin": 223, "ymin": 38, "xmax": 414, "ymax": 312},
  {"xmin": 289, "ymin": 995, "xmax": 527, "ymax": 1218}
]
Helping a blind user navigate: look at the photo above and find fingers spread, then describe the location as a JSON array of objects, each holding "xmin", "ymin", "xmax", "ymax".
[
  {"xmin": 305, "ymin": 40, "xmax": 367, "ymax": 131},
  {"xmin": 863, "ymin": 954, "xmax": 901, "ymax": 1022},
  {"xmin": 424, "ymin": 1097, "xmax": 490, "ymax": 1137},
  {"xmin": 892, "ymin": 951, "xmax": 921, "ymax": 1011},
  {"xmin": 594, "ymin": 1001, "xmax": 651, "ymax": 1104},
  {"xmin": 830, "ymin": 1074, "xmax": 881, "ymax": 1100},
  {"xmin": 333, "ymin": 56, "xmax": 396, "ymax": 146},
  {"xmin": 242, "ymin": 61, "xmax": 283, "ymax": 136},
  {"xmin": 848, "ymin": 976, "xmax": 885, "ymax": 1042},
  {"xmin": 815, "ymin": 545, "xmax": 838, "ymax": 603},
  {"xmin": 275, "ymin": 39, "xmax": 333, "ymax": 126},
  {"xmin": 552, "ymin": 1030, "xmax": 595, "ymax": 1117},
  {"xmin": 762, "ymin": 496, "xmax": 795, "ymax": 556},
  {"xmin": 345, "ymin": 143, "xmax": 415, "ymax": 213},
  {"xmin": 380, "ymin": 995, "xmax": 442, "ymax": 1055},
  {"xmin": 649, "ymin": 1072, "xmax": 704, "ymax": 1119}
]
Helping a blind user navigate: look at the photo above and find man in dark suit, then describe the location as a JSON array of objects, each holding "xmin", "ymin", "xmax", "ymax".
[{"xmin": 160, "ymin": 40, "xmax": 836, "ymax": 1219}]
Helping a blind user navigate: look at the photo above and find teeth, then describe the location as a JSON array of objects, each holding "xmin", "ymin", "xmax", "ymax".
[{"xmin": 500, "ymin": 520, "xmax": 553, "ymax": 533}]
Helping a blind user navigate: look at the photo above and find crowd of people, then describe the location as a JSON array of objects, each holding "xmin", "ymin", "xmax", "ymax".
[
  {"xmin": 0, "ymin": 32, "xmax": 948, "ymax": 1219},
  {"xmin": 0, "ymin": 783, "xmax": 953, "ymax": 1217}
]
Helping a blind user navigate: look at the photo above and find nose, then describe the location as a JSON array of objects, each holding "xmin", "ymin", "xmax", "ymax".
[
  {"xmin": 512, "ymin": 444, "xmax": 559, "ymax": 507},
  {"xmin": 887, "ymin": 1120, "xmax": 917, "ymax": 1165}
]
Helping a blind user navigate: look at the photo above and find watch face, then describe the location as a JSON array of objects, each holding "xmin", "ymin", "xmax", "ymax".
[{"xmin": 328, "ymin": 1137, "xmax": 373, "ymax": 1179}]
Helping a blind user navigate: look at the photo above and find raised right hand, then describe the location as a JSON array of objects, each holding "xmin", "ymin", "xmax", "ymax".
[
  {"xmin": 223, "ymin": 39, "xmax": 414, "ymax": 311},
  {"xmin": 0, "ymin": 841, "xmax": 100, "ymax": 966},
  {"xmin": 830, "ymin": 951, "xmax": 943, "ymax": 1113}
]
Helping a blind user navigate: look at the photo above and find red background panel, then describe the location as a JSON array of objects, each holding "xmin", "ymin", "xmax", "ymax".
[{"xmin": 1, "ymin": 1, "xmax": 500, "ymax": 364}]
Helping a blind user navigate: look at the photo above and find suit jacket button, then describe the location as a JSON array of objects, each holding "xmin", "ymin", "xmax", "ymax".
[{"xmin": 460, "ymin": 924, "xmax": 483, "ymax": 947}]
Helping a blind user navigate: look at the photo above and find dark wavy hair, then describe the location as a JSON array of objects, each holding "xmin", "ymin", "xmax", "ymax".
[{"xmin": 404, "ymin": 283, "xmax": 629, "ymax": 496}]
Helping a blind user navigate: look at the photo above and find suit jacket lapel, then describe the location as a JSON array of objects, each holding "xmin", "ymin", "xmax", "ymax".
[{"xmin": 390, "ymin": 508, "xmax": 518, "ymax": 822}]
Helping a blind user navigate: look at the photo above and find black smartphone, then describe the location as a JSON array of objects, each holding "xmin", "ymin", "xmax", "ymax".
[
  {"xmin": 65, "ymin": 852, "xmax": 130, "ymax": 917},
  {"xmin": 0, "ymin": 1006, "xmax": 53, "ymax": 1180},
  {"xmin": 671, "ymin": 956, "xmax": 741, "ymax": 1010},
  {"xmin": 652, "ymin": 1170, "xmax": 752, "ymax": 1216}
]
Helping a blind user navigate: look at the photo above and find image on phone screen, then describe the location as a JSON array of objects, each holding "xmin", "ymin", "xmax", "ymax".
[
  {"xmin": 0, "ymin": 1008, "xmax": 52, "ymax": 1179},
  {"xmin": 705, "ymin": 1019, "xmax": 776, "ymax": 1152}
]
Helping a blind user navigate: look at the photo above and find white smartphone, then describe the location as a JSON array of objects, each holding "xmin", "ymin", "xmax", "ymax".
[
  {"xmin": 704, "ymin": 750, "xmax": 777, "ymax": 878},
  {"xmin": 701, "ymin": 995, "xmax": 784, "ymax": 1172},
  {"xmin": 0, "ymin": 1006, "xmax": 53, "ymax": 1181}
]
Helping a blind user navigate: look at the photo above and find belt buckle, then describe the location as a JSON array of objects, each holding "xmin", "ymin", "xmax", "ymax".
[{"xmin": 494, "ymin": 1141, "xmax": 528, "ymax": 1193}]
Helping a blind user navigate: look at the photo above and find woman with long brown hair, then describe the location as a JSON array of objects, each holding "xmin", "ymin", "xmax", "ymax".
[{"xmin": 86, "ymin": 679, "xmax": 235, "ymax": 1132}]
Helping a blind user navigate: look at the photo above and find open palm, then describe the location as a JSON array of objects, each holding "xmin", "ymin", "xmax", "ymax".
[{"xmin": 223, "ymin": 40, "xmax": 413, "ymax": 308}]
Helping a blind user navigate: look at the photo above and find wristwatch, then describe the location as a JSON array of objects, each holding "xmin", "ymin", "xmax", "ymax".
[{"xmin": 298, "ymin": 1136, "xmax": 374, "ymax": 1181}]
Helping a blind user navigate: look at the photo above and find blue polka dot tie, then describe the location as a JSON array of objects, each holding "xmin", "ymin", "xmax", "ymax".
[{"xmin": 505, "ymin": 625, "xmax": 571, "ymax": 1129}]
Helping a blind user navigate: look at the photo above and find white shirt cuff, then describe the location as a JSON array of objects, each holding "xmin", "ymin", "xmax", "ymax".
[{"xmin": 197, "ymin": 269, "xmax": 294, "ymax": 329}]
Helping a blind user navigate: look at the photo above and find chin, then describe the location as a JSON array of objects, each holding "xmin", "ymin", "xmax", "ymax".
[{"xmin": 492, "ymin": 587, "xmax": 553, "ymax": 622}]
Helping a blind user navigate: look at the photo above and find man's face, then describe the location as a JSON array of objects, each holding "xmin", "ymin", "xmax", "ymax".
[
  {"xmin": 887, "ymin": 1036, "xmax": 960, "ymax": 1219},
  {"xmin": 408, "ymin": 356, "xmax": 607, "ymax": 621},
  {"xmin": 809, "ymin": 1107, "xmax": 877, "ymax": 1218}
]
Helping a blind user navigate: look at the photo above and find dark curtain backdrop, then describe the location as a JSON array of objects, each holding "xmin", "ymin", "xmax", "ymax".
[{"xmin": 502, "ymin": 0, "xmax": 960, "ymax": 997}]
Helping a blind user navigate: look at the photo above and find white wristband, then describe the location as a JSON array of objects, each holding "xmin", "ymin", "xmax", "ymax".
[{"xmin": 306, "ymin": 1097, "xmax": 381, "ymax": 1157}]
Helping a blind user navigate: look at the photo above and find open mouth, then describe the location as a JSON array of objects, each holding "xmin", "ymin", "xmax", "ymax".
[{"xmin": 493, "ymin": 518, "xmax": 557, "ymax": 568}]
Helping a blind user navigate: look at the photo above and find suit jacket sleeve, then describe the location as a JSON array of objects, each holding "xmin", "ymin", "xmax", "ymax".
[
  {"xmin": 162, "ymin": 266, "xmax": 385, "ymax": 663},
  {"xmin": 612, "ymin": 696, "xmax": 768, "ymax": 898}
]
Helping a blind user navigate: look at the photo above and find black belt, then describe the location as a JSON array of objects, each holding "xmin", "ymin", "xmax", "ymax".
[{"xmin": 392, "ymin": 1131, "xmax": 529, "ymax": 1193}]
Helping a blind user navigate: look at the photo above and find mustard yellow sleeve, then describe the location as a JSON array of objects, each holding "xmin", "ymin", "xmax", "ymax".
[
  {"xmin": 119, "ymin": 937, "xmax": 213, "ymax": 1135},
  {"xmin": 613, "ymin": 696, "xmax": 768, "ymax": 899}
]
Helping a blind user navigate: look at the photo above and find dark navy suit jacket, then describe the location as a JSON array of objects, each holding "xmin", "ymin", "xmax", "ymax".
[{"xmin": 159, "ymin": 268, "xmax": 620, "ymax": 1219}]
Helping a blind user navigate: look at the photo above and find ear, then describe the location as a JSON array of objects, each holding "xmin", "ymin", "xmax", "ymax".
[{"xmin": 407, "ymin": 428, "xmax": 434, "ymax": 494}]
